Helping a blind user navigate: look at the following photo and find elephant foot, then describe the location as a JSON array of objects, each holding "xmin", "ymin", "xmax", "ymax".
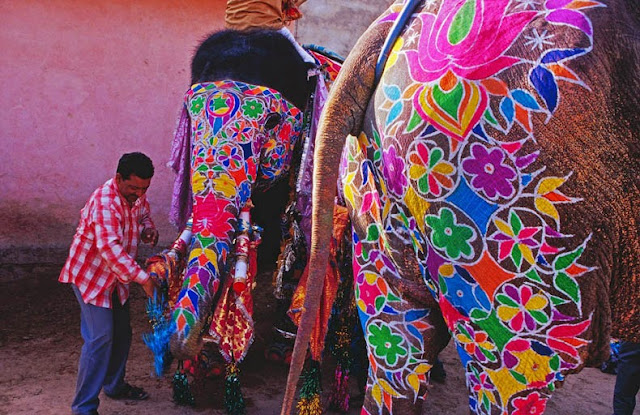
[
  {"xmin": 184, "ymin": 343, "xmax": 226, "ymax": 378},
  {"xmin": 265, "ymin": 341, "xmax": 293, "ymax": 365}
]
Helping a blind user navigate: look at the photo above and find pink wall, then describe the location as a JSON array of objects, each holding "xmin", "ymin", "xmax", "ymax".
[{"xmin": 0, "ymin": 0, "xmax": 226, "ymax": 253}]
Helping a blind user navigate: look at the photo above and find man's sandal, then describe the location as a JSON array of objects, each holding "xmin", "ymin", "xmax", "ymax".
[{"xmin": 106, "ymin": 383, "xmax": 149, "ymax": 401}]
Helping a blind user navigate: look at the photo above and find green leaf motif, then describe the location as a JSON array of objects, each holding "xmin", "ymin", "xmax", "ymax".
[
  {"xmin": 439, "ymin": 276, "xmax": 448, "ymax": 295},
  {"xmin": 433, "ymin": 82, "xmax": 464, "ymax": 121},
  {"xmin": 496, "ymin": 293, "xmax": 519, "ymax": 308},
  {"xmin": 481, "ymin": 347, "xmax": 497, "ymax": 362},
  {"xmin": 529, "ymin": 309, "xmax": 549, "ymax": 325},
  {"xmin": 553, "ymin": 245, "xmax": 585, "ymax": 271},
  {"xmin": 554, "ymin": 271, "xmax": 580, "ymax": 303},
  {"xmin": 509, "ymin": 211, "xmax": 523, "ymax": 235},
  {"xmin": 366, "ymin": 224, "xmax": 380, "ymax": 241},
  {"xmin": 197, "ymin": 234, "xmax": 216, "ymax": 248},
  {"xmin": 484, "ymin": 108, "xmax": 498, "ymax": 125},
  {"xmin": 407, "ymin": 110, "xmax": 424, "ymax": 132},
  {"xmin": 510, "ymin": 369, "xmax": 528, "ymax": 385},
  {"xmin": 482, "ymin": 393, "xmax": 491, "ymax": 411},
  {"xmin": 448, "ymin": 0, "xmax": 476, "ymax": 45},
  {"xmin": 525, "ymin": 268, "xmax": 543, "ymax": 283},
  {"xmin": 511, "ymin": 244, "xmax": 523, "ymax": 268},
  {"xmin": 387, "ymin": 292, "xmax": 401, "ymax": 302},
  {"xmin": 470, "ymin": 308, "xmax": 489, "ymax": 321}
]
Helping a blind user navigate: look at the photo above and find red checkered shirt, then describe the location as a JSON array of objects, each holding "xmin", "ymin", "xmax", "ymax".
[{"xmin": 59, "ymin": 178, "xmax": 154, "ymax": 308}]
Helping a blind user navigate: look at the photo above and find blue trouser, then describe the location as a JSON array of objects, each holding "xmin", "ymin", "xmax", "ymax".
[
  {"xmin": 71, "ymin": 285, "xmax": 132, "ymax": 415},
  {"xmin": 613, "ymin": 341, "xmax": 640, "ymax": 415}
]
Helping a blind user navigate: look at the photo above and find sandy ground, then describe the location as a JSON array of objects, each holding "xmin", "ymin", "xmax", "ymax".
[{"xmin": 0, "ymin": 271, "xmax": 636, "ymax": 415}]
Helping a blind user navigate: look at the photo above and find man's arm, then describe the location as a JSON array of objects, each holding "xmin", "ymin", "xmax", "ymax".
[
  {"xmin": 92, "ymin": 197, "xmax": 149, "ymax": 286},
  {"xmin": 140, "ymin": 198, "xmax": 159, "ymax": 246}
]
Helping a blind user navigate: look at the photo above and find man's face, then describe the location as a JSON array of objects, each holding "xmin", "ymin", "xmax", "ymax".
[{"xmin": 116, "ymin": 173, "xmax": 151, "ymax": 206}]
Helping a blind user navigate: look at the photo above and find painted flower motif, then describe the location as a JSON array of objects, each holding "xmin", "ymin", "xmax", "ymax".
[
  {"xmin": 226, "ymin": 119, "xmax": 255, "ymax": 144},
  {"xmin": 462, "ymin": 143, "xmax": 516, "ymax": 200},
  {"xmin": 426, "ymin": 207, "xmax": 476, "ymax": 260},
  {"xmin": 468, "ymin": 368, "xmax": 497, "ymax": 412},
  {"xmin": 512, "ymin": 392, "xmax": 548, "ymax": 415},
  {"xmin": 190, "ymin": 95, "xmax": 205, "ymax": 115},
  {"xmin": 382, "ymin": 145, "xmax": 408, "ymax": 196},
  {"xmin": 496, "ymin": 284, "xmax": 549, "ymax": 332},
  {"xmin": 489, "ymin": 210, "xmax": 541, "ymax": 270},
  {"xmin": 409, "ymin": 142, "xmax": 455, "ymax": 197},
  {"xmin": 367, "ymin": 323, "xmax": 408, "ymax": 366},
  {"xmin": 241, "ymin": 98, "xmax": 265, "ymax": 119},
  {"xmin": 216, "ymin": 145, "xmax": 244, "ymax": 170},
  {"xmin": 456, "ymin": 322, "xmax": 497, "ymax": 363},
  {"xmin": 356, "ymin": 272, "xmax": 388, "ymax": 315},
  {"xmin": 192, "ymin": 194, "xmax": 236, "ymax": 240},
  {"xmin": 511, "ymin": 347, "xmax": 553, "ymax": 387},
  {"xmin": 405, "ymin": 0, "xmax": 536, "ymax": 82},
  {"xmin": 275, "ymin": 119, "xmax": 296, "ymax": 146}
]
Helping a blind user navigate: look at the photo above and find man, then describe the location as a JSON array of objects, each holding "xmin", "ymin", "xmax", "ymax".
[
  {"xmin": 613, "ymin": 340, "xmax": 640, "ymax": 415},
  {"xmin": 225, "ymin": 0, "xmax": 315, "ymax": 65},
  {"xmin": 59, "ymin": 152, "xmax": 158, "ymax": 415}
]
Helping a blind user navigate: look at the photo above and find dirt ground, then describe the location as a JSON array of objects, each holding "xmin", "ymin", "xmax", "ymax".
[{"xmin": 0, "ymin": 270, "xmax": 636, "ymax": 415}]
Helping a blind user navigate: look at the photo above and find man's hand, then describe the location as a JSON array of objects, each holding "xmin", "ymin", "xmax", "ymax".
[
  {"xmin": 141, "ymin": 278, "xmax": 157, "ymax": 298},
  {"xmin": 141, "ymin": 228, "xmax": 159, "ymax": 247}
]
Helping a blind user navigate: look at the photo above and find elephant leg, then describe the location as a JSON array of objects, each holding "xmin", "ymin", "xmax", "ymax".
[{"xmin": 352, "ymin": 226, "xmax": 449, "ymax": 415}]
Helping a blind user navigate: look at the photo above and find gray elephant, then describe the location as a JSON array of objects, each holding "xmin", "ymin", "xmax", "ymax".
[{"xmin": 284, "ymin": 0, "xmax": 639, "ymax": 414}]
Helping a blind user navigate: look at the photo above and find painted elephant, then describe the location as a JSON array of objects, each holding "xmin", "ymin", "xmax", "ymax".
[
  {"xmin": 284, "ymin": 1, "xmax": 639, "ymax": 414},
  {"xmin": 166, "ymin": 28, "xmax": 316, "ymax": 361}
]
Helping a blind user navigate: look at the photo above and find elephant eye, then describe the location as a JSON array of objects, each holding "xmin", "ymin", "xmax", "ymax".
[{"xmin": 264, "ymin": 112, "xmax": 282, "ymax": 130}]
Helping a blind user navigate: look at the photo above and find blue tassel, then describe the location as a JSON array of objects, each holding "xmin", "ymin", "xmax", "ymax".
[{"xmin": 143, "ymin": 291, "xmax": 176, "ymax": 376}]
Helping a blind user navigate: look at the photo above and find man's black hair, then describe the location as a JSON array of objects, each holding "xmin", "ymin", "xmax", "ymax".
[{"xmin": 117, "ymin": 152, "xmax": 154, "ymax": 180}]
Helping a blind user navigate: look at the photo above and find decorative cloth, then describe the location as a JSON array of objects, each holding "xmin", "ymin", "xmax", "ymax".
[
  {"xmin": 59, "ymin": 178, "xmax": 154, "ymax": 308},
  {"xmin": 289, "ymin": 204, "xmax": 350, "ymax": 361},
  {"xmin": 294, "ymin": 73, "xmax": 329, "ymax": 250},
  {"xmin": 225, "ymin": 0, "xmax": 306, "ymax": 31},
  {"xmin": 208, "ymin": 202, "xmax": 262, "ymax": 363},
  {"xmin": 168, "ymin": 107, "xmax": 192, "ymax": 230}
]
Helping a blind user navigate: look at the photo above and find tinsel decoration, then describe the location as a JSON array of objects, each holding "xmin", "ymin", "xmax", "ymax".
[
  {"xmin": 143, "ymin": 291, "xmax": 176, "ymax": 376},
  {"xmin": 330, "ymin": 365, "xmax": 350, "ymax": 412},
  {"xmin": 296, "ymin": 359, "xmax": 322, "ymax": 415},
  {"xmin": 224, "ymin": 362, "xmax": 246, "ymax": 415},
  {"xmin": 325, "ymin": 228, "xmax": 358, "ymax": 412},
  {"xmin": 172, "ymin": 360, "xmax": 195, "ymax": 406}
]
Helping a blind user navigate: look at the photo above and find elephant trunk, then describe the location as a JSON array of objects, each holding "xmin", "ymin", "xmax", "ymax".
[
  {"xmin": 170, "ymin": 186, "xmax": 241, "ymax": 360},
  {"xmin": 281, "ymin": 25, "xmax": 385, "ymax": 415}
]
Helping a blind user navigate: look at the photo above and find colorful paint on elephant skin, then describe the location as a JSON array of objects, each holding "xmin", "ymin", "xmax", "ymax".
[
  {"xmin": 171, "ymin": 80, "xmax": 303, "ymax": 344},
  {"xmin": 341, "ymin": 0, "xmax": 604, "ymax": 413}
]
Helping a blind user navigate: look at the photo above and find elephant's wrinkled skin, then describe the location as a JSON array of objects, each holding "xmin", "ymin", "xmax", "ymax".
[
  {"xmin": 285, "ymin": 1, "xmax": 639, "ymax": 414},
  {"xmin": 169, "ymin": 29, "xmax": 314, "ymax": 359}
]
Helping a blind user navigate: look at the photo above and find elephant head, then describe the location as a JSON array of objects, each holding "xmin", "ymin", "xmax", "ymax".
[
  {"xmin": 169, "ymin": 29, "xmax": 315, "ymax": 359},
  {"xmin": 284, "ymin": 1, "xmax": 639, "ymax": 414}
]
